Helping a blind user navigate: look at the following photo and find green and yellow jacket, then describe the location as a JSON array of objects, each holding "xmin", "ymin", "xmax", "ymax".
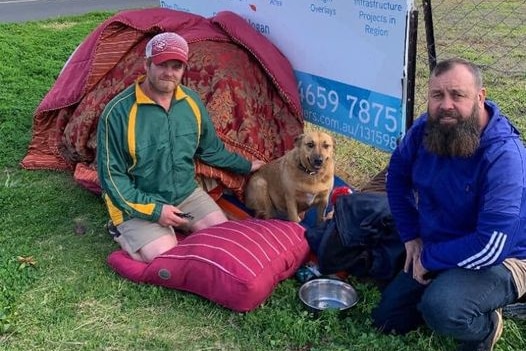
[{"xmin": 97, "ymin": 77, "xmax": 251, "ymax": 225}]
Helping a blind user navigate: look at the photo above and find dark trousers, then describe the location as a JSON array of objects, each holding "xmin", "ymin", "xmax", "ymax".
[{"xmin": 371, "ymin": 265, "xmax": 517, "ymax": 342}]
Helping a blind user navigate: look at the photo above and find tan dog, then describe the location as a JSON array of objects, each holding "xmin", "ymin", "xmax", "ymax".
[{"xmin": 245, "ymin": 131, "xmax": 335, "ymax": 223}]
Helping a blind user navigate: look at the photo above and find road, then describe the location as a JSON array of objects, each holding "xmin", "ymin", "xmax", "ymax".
[{"xmin": 0, "ymin": 0, "xmax": 160, "ymax": 23}]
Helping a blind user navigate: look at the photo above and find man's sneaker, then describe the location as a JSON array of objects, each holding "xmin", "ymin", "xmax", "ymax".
[
  {"xmin": 457, "ymin": 308, "xmax": 503, "ymax": 351},
  {"xmin": 106, "ymin": 220, "xmax": 121, "ymax": 240},
  {"xmin": 485, "ymin": 308, "xmax": 504, "ymax": 351}
]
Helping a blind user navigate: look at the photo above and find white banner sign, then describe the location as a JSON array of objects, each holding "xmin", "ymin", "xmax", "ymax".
[{"xmin": 160, "ymin": 0, "xmax": 413, "ymax": 152}]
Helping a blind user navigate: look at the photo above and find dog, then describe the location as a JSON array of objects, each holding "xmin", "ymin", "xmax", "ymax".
[{"xmin": 245, "ymin": 131, "xmax": 335, "ymax": 224}]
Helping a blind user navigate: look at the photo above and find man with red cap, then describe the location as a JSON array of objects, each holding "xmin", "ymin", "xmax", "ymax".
[{"xmin": 97, "ymin": 32, "xmax": 265, "ymax": 263}]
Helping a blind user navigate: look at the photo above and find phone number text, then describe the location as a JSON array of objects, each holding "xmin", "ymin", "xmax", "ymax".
[{"xmin": 298, "ymin": 81, "xmax": 400, "ymax": 133}]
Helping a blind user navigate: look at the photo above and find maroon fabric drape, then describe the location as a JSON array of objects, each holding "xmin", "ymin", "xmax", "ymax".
[{"xmin": 21, "ymin": 8, "xmax": 303, "ymax": 198}]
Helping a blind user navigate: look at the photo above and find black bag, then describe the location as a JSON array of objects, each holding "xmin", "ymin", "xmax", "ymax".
[{"xmin": 305, "ymin": 192, "xmax": 405, "ymax": 283}]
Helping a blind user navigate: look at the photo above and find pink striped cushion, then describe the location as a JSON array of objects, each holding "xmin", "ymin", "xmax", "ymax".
[{"xmin": 107, "ymin": 219, "xmax": 309, "ymax": 312}]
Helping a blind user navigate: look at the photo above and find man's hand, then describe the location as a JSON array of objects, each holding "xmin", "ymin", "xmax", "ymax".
[
  {"xmin": 403, "ymin": 238, "xmax": 422, "ymax": 272},
  {"xmin": 413, "ymin": 256, "xmax": 431, "ymax": 285},
  {"xmin": 403, "ymin": 238, "xmax": 431, "ymax": 285},
  {"xmin": 250, "ymin": 160, "xmax": 266, "ymax": 172},
  {"xmin": 158, "ymin": 204, "xmax": 190, "ymax": 227}
]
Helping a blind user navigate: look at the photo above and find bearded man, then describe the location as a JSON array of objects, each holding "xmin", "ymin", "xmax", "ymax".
[{"xmin": 371, "ymin": 58, "xmax": 526, "ymax": 351}]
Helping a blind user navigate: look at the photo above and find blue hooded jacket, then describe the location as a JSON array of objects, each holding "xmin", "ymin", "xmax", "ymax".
[{"xmin": 387, "ymin": 100, "xmax": 526, "ymax": 271}]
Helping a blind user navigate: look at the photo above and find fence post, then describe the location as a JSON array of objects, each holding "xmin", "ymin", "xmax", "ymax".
[
  {"xmin": 406, "ymin": 9, "xmax": 418, "ymax": 131},
  {"xmin": 422, "ymin": 0, "xmax": 437, "ymax": 72}
]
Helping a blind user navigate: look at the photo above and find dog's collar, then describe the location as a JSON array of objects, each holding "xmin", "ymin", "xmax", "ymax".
[{"xmin": 298, "ymin": 162, "xmax": 318, "ymax": 175}]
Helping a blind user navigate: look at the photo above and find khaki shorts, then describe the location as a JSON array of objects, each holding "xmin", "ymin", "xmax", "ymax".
[{"xmin": 116, "ymin": 187, "xmax": 222, "ymax": 253}]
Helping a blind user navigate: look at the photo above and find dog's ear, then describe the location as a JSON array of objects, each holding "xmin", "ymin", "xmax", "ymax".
[{"xmin": 294, "ymin": 134, "xmax": 305, "ymax": 147}]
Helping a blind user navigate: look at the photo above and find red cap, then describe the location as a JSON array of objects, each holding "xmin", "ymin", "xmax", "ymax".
[{"xmin": 145, "ymin": 32, "xmax": 188, "ymax": 65}]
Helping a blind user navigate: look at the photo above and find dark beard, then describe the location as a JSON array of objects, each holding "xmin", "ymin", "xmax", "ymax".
[{"xmin": 423, "ymin": 104, "xmax": 481, "ymax": 158}]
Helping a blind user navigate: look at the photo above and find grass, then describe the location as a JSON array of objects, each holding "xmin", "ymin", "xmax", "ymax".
[{"xmin": 1, "ymin": 3, "xmax": 526, "ymax": 350}]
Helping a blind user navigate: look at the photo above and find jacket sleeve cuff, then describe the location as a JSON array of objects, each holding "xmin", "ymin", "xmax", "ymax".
[
  {"xmin": 147, "ymin": 203, "xmax": 162, "ymax": 222},
  {"xmin": 241, "ymin": 158, "xmax": 252, "ymax": 174}
]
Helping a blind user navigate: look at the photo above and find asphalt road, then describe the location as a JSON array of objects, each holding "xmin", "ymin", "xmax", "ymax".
[{"xmin": 0, "ymin": 0, "xmax": 160, "ymax": 23}]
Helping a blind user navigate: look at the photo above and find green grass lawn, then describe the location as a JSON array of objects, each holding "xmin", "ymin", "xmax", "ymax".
[{"xmin": 1, "ymin": 7, "xmax": 525, "ymax": 351}]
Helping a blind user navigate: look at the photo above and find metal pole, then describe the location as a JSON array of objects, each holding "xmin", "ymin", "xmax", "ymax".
[
  {"xmin": 406, "ymin": 9, "xmax": 418, "ymax": 130},
  {"xmin": 422, "ymin": 0, "xmax": 437, "ymax": 71}
]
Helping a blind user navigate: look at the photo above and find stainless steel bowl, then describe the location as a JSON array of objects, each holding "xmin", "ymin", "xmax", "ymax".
[{"xmin": 299, "ymin": 278, "xmax": 358, "ymax": 312}]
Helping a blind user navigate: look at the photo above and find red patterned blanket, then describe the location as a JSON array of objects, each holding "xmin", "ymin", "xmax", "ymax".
[{"xmin": 20, "ymin": 8, "xmax": 303, "ymax": 198}]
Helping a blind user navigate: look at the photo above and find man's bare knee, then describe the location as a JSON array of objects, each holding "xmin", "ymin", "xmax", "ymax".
[{"xmin": 139, "ymin": 234, "xmax": 178, "ymax": 263}]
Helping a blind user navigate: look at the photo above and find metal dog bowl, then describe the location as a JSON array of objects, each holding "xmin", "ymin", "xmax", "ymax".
[{"xmin": 299, "ymin": 278, "xmax": 358, "ymax": 313}]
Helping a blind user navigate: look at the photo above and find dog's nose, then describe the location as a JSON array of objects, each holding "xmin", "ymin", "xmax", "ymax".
[{"xmin": 313, "ymin": 157, "xmax": 323, "ymax": 166}]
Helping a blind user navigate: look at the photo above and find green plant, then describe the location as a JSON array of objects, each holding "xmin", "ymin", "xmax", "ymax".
[{"xmin": 1, "ymin": 6, "xmax": 525, "ymax": 351}]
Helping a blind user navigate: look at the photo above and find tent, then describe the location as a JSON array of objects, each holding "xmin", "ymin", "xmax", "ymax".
[{"xmin": 20, "ymin": 7, "xmax": 303, "ymax": 199}]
